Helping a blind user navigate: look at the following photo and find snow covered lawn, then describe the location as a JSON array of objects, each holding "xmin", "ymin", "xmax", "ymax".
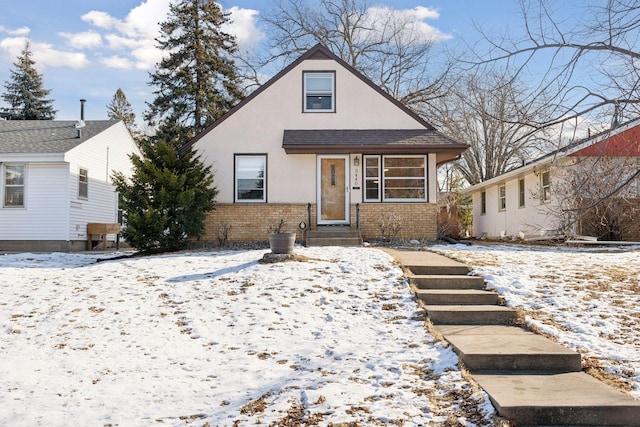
[
  {"xmin": 0, "ymin": 247, "xmax": 493, "ymax": 426},
  {"xmin": 432, "ymin": 243, "xmax": 640, "ymax": 399}
]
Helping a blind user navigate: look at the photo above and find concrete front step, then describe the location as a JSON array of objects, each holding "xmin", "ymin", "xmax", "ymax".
[
  {"xmin": 426, "ymin": 305, "xmax": 518, "ymax": 325},
  {"xmin": 474, "ymin": 372, "xmax": 640, "ymax": 426},
  {"xmin": 416, "ymin": 289, "xmax": 499, "ymax": 305},
  {"xmin": 306, "ymin": 237, "xmax": 363, "ymax": 246},
  {"xmin": 411, "ymin": 274, "xmax": 486, "ymax": 290},
  {"xmin": 437, "ymin": 325, "xmax": 581, "ymax": 372},
  {"xmin": 407, "ymin": 264, "xmax": 470, "ymax": 276}
]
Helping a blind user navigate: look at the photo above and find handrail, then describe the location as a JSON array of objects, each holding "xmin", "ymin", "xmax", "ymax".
[{"xmin": 356, "ymin": 203, "xmax": 360, "ymax": 231}]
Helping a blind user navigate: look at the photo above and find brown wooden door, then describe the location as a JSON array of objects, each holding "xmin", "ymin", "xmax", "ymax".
[{"xmin": 318, "ymin": 156, "xmax": 349, "ymax": 223}]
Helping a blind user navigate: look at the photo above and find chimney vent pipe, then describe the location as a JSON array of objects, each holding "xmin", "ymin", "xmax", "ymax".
[{"xmin": 80, "ymin": 99, "xmax": 86, "ymax": 121}]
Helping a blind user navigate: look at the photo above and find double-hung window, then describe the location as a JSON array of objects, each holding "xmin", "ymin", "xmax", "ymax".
[
  {"xmin": 78, "ymin": 168, "xmax": 88, "ymax": 199},
  {"xmin": 235, "ymin": 155, "xmax": 266, "ymax": 202},
  {"xmin": 363, "ymin": 155, "xmax": 427, "ymax": 202},
  {"xmin": 498, "ymin": 184, "xmax": 506, "ymax": 211},
  {"xmin": 518, "ymin": 178, "xmax": 526, "ymax": 208},
  {"xmin": 3, "ymin": 164, "xmax": 25, "ymax": 207},
  {"xmin": 541, "ymin": 170, "xmax": 551, "ymax": 203},
  {"xmin": 303, "ymin": 72, "xmax": 335, "ymax": 112},
  {"xmin": 480, "ymin": 191, "xmax": 486, "ymax": 215}
]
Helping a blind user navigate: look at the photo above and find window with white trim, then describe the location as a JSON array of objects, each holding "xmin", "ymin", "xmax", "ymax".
[
  {"xmin": 541, "ymin": 170, "xmax": 551, "ymax": 203},
  {"xmin": 480, "ymin": 191, "xmax": 486, "ymax": 214},
  {"xmin": 303, "ymin": 72, "xmax": 335, "ymax": 112},
  {"xmin": 518, "ymin": 178, "xmax": 526, "ymax": 208},
  {"xmin": 364, "ymin": 155, "xmax": 381, "ymax": 201},
  {"xmin": 498, "ymin": 184, "xmax": 506, "ymax": 211},
  {"xmin": 235, "ymin": 155, "xmax": 266, "ymax": 202},
  {"xmin": 3, "ymin": 164, "xmax": 25, "ymax": 207},
  {"xmin": 78, "ymin": 168, "xmax": 88, "ymax": 199}
]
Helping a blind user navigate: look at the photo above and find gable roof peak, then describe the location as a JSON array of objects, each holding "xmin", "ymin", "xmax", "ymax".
[{"xmin": 179, "ymin": 43, "xmax": 437, "ymax": 153}]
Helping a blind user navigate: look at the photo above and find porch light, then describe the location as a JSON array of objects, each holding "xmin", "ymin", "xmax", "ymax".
[{"xmin": 353, "ymin": 156, "xmax": 360, "ymax": 167}]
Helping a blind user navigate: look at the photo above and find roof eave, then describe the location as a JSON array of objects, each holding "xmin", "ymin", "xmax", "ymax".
[{"xmin": 282, "ymin": 143, "xmax": 469, "ymax": 155}]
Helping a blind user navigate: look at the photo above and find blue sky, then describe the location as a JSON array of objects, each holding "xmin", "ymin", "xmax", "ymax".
[{"xmin": 0, "ymin": 0, "xmax": 523, "ymax": 126}]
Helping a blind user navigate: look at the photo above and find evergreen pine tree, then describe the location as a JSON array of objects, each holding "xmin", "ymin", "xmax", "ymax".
[
  {"xmin": 112, "ymin": 138, "xmax": 218, "ymax": 253},
  {"xmin": 0, "ymin": 41, "xmax": 56, "ymax": 120},
  {"xmin": 107, "ymin": 88, "xmax": 140, "ymax": 141},
  {"xmin": 144, "ymin": 0, "xmax": 245, "ymax": 147}
]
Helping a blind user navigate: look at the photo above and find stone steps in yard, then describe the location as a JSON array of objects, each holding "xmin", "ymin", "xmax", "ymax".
[
  {"xmin": 425, "ymin": 304, "xmax": 519, "ymax": 325},
  {"xmin": 406, "ymin": 264, "xmax": 470, "ymax": 276},
  {"xmin": 474, "ymin": 372, "xmax": 640, "ymax": 426},
  {"xmin": 410, "ymin": 274, "xmax": 486, "ymax": 290},
  {"xmin": 436, "ymin": 325, "xmax": 582, "ymax": 372},
  {"xmin": 383, "ymin": 248, "xmax": 640, "ymax": 426},
  {"xmin": 416, "ymin": 289, "xmax": 499, "ymax": 305}
]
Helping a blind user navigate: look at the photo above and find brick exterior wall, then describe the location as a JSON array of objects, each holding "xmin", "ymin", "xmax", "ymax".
[{"xmin": 200, "ymin": 203, "xmax": 439, "ymax": 243}]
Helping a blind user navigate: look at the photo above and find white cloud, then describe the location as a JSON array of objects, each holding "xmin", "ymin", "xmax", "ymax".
[
  {"xmin": 100, "ymin": 55, "xmax": 134, "ymax": 70},
  {"xmin": 0, "ymin": 25, "xmax": 31, "ymax": 36},
  {"xmin": 79, "ymin": 1, "xmax": 262, "ymax": 71},
  {"xmin": 224, "ymin": 6, "xmax": 265, "ymax": 51},
  {"xmin": 59, "ymin": 31, "xmax": 102, "ymax": 49},
  {"xmin": 364, "ymin": 6, "xmax": 452, "ymax": 44},
  {"xmin": 0, "ymin": 37, "xmax": 89, "ymax": 69},
  {"xmin": 81, "ymin": 11, "xmax": 119, "ymax": 30}
]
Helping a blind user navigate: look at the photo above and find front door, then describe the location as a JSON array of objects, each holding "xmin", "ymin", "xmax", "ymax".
[{"xmin": 317, "ymin": 155, "xmax": 350, "ymax": 225}]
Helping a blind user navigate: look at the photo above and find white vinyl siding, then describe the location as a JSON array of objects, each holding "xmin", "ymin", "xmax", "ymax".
[{"xmin": 0, "ymin": 163, "xmax": 69, "ymax": 240}]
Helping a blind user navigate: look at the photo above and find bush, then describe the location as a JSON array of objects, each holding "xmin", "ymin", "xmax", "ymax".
[{"xmin": 112, "ymin": 138, "xmax": 218, "ymax": 252}]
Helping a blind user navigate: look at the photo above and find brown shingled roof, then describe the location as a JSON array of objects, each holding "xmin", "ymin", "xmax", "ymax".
[{"xmin": 282, "ymin": 129, "xmax": 468, "ymax": 154}]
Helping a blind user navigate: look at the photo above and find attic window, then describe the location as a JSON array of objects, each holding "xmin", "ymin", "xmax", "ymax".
[{"xmin": 304, "ymin": 72, "xmax": 335, "ymax": 112}]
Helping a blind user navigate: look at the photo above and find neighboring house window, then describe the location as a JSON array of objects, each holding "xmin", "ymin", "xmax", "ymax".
[
  {"xmin": 498, "ymin": 184, "xmax": 506, "ymax": 211},
  {"xmin": 364, "ymin": 155, "xmax": 381, "ymax": 202},
  {"xmin": 303, "ymin": 72, "xmax": 335, "ymax": 112},
  {"xmin": 383, "ymin": 155, "xmax": 427, "ymax": 201},
  {"xmin": 3, "ymin": 164, "xmax": 25, "ymax": 207},
  {"xmin": 78, "ymin": 168, "xmax": 89, "ymax": 199},
  {"xmin": 235, "ymin": 154, "xmax": 266, "ymax": 202},
  {"xmin": 480, "ymin": 191, "xmax": 486, "ymax": 215},
  {"xmin": 518, "ymin": 178, "xmax": 526, "ymax": 208},
  {"xmin": 541, "ymin": 170, "xmax": 551, "ymax": 203}
]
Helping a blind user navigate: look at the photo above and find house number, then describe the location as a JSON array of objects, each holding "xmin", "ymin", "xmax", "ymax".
[{"xmin": 331, "ymin": 165, "xmax": 336, "ymax": 185}]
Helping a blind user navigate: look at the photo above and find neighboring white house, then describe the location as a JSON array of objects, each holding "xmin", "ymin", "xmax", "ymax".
[
  {"xmin": 0, "ymin": 120, "xmax": 140, "ymax": 251},
  {"xmin": 463, "ymin": 119, "xmax": 640, "ymax": 241},
  {"xmin": 179, "ymin": 44, "xmax": 469, "ymax": 242}
]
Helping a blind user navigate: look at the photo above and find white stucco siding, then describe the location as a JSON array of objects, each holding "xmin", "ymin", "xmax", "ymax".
[
  {"xmin": 0, "ymin": 163, "xmax": 69, "ymax": 240},
  {"xmin": 194, "ymin": 59, "xmax": 430, "ymax": 204},
  {"xmin": 470, "ymin": 170, "xmax": 556, "ymax": 239},
  {"xmin": 65, "ymin": 122, "xmax": 138, "ymax": 240}
]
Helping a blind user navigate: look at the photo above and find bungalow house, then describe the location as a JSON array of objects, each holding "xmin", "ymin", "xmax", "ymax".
[
  {"xmin": 179, "ymin": 44, "xmax": 468, "ymax": 243},
  {"xmin": 0, "ymin": 119, "xmax": 140, "ymax": 251},
  {"xmin": 462, "ymin": 118, "xmax": 640, "ymax": 241}
]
